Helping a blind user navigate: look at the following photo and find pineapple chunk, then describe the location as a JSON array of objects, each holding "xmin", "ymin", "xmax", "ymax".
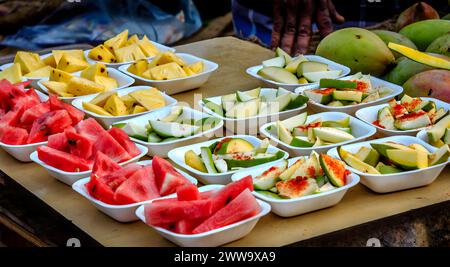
[
  {"xmin": 149, "ymin": 62, "xmax": 187, "ymax": 80},
  {"xmin": 140, "ymin": 69, "xmax": 153, "ymax": 80},
  {"xmin": 158, "ymin": 52, "xmax": 186, "ymax": 67},
  {"xmin": 49, "ymin": 68, "xmax": 73, "ymax": 83},
  {"xmin": 24, "ymin": 66, "xmax": 52, "ymax": 78},
  {"xmin": 188, "ymin": 61, "xmax": 204, "ymax": 74},
  {"xmin": 103, "ymin": 94, "xmax": 128, "ymax": 116},
  {"xmin": 89, "ymin": 91, "xmax": 117, "ymax": 107},
  {"xmin": 127, "ymin": 59, "xmax": 148, "ymax": 76},
  {"xmin": 82, "ymin": 101, "xmax": 112, "ymax": 116},
  {"xmin": 94, "ymin": 76, "xmax": 118, "ymax": 91},
  {"xmin": 137, "ymin": 35, "xmax": 159, "ymax": 57},
  {"xmin": 43, "ymin": 55, "xmax": 56, "ymax": 68},
  {"xmin": 67, "ymin": 77, "xmax": 105, "ymax": 96},
  {"xmin": 121, "ymin": 94, "xmax": 137, "ymax": 110},
  {"xmin": 129, "ymin": 88, "xmax": 166, "ymax": 110},
  {"xmin": 147, "ymin": 54, "xmax": 162, "ymax": 68},
  {"xmin": 13, "ymin": 51, "xmax": 45, "ymax": 75},
  {"xmin": 126, "ymin": 34, "xmax": 140, "ymax": 45},
  {"xmin": 41, "ymin": 81, "xmax": 72, "ymax": 97},
  {"xmin": 114, "ymin": 44, "xmax": 146, "ymax": 62},
  {"xmin": 132, "ymin": 105, "xmax": 147, "ymax": 114},
  {"xmin": 81, "ymin": 63, "xmax": 108, "ymax": 81},
  {"xmin": 88, "ymin": 45, "xmax": 116, "ymax": 63},
  {"xmin": 183, "ymin": 66, "xmax": 196, "ymax": 76},
  {"xmin": 104, "ymin": 29, "xmax": 129, "ymax": 51},
  {"xmin": 0, "ymin": 63, "xmax": 22, "ymax": 83},
  {"xmin": 52, "ymin": 50, "xmax": 85, "ymax": 64},
  {"xmin": 56, "ymin": 54, "xmax": 89, "ymax": 73}
]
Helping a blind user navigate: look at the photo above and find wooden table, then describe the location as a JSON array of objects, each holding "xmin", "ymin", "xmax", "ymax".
[{"xmin": 0, "ymin": 37, "xmax": 449, "ymax": 247}]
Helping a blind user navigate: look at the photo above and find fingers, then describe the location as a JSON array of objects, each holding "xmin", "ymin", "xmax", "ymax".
[
  {"xmin": 280, "ymin": 0, "xmax": 300, "ymax": 55},
  {"xmin": 328, "ymin": 0, "xmax": 345, "ymax": 24},
  {"xmin": 295, "ymin": 0, "xmax": 314, "ymax": 55},
  {"xmin": 316, "ymin": 0, "xmax": 334, "ymax": 38},
  {"xmin": 271, "ymin": 0, "xmax": 285, "ymax": 49}
]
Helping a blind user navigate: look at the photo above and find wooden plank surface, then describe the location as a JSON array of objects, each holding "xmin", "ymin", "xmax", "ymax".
[{"xmin": 0, "ymin": 37, "xmax": 449, "ymax": 247}]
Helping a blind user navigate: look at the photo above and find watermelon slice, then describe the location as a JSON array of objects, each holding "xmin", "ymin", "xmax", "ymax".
[
  {"xmin": 113, "ymin": 165, "xmax": 160, "ymax": 205},
  {"xmin": 48, "ymin": 132, "xmax": 69, "ymax": 152},
  {"xmin": 101, "ymin": 163, "xmax": 142, "ymax": 191},
  {"xmin": 75, "ymin": 118, "xmax": 105, "ymax": 139},
  {"xmin": 24, "ymin": 88, "xmax": 41, "ymax": 103},
  {"xmin": 174, "ymin": 218, "xmax": 205, "ymax": 234},
  {"xmin": 91, "ymin": 151, "xmax": 121, "ymax": 177},
  {"xmin": 192, "ymin": 189, "xmax": 260, "ymax": 234},
  {"xmin": 14, "ymin": 80, "xmax": 32, "ymax": 89},
  {"xmin": 177, "ymin": 183, "xmax": 200, "ymax": 201},
  {"xmin": 0, "ymin": 126, "xmax": 28, "ymax": 145},
  {"xmin": 65, "ymin": 130, "xmax": 94, "ymax": 160},
  {"xmin": 144, "ymin": 199, "xmax": 214, "ymax": 225},
  {"xmin": 20, "ymin": 102, "xmax": 51, "ymax": 129},
  {"xmin": 27, "ymin": 110, "xmax": 73, "ymax": 144},
  {"xmin": 210, "ymin": 175, "xmax": 254, "ymax": 212},
  {"xmin": 152, "ymin": 156, "xmax": 189, "ymax": 196},
  {"xmin": 107, "ymin": 127, "xmax": 141, "ymax": 157},
  {"xmin": 49, "ymin": 96, "xmax": 84, "ymax": 125},
  {"xmin": 37, "ymin": 146, "xmax": 92, "ymax": 172},
  {"xmin": 0, "ymin": 105, "xmax": 25, "ymax": 127},
  {"xmin": 86, "ymin": 173, "xmax": 117, "ymax": 205}
]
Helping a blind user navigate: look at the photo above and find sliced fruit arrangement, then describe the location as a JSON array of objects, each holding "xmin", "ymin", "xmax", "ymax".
[
  {"xmin": 144, "ymin": 176, "xmax": 260, "ymax": 234},
  {"xmin": 113, "ymin": 106, "xmax": 221, "ymax": 143},
  {"xmin": 86, "ymin": 154, "xmax": 192, "ymax": 205},
  {"xmin": 256, "ymin": 47, "xmax": 342, "ymax": 84},
  {"xmin": 88, "ymin": 29, "xmax": 160, "ymax": 63},
  {"xmin": 0, "ymin": 49, "xmax": 89, "ymax": 83},
  {"xmin": 0, "ymin": 80, "xmax": 84, "ymax": 145},
  {"xmin": 267, "ymin": 112, "xmax": 355, "ymax": 148},
  {"xmin": 37, "ymin": 118, "xmax": 141, "ymax": 172},
  {"xmin": 337, "ymin": 142, "xmax": 449, "ymax": 174},
  {"xmin": 184, "ymin": 137, "xmax": 285, "ymax": 173},
  {"xmin": 202, "ymin": 87, "xmax": 308, "ymax": 119},
  {"xmin": 372, "ymin": 95, "xmax": 448, "ymax": 131},
  {"xmin": 127, "ymin": 52, "xmax": 204, "ymax": 80},
  {"xmin": 304, "ymin": 73, "xmax": 394, "ymax": 107},
  {"xmin": 426, "ymin": 114, "xmax": 450, "ymax": 147},
  {"xmin": 82, "ymin": 87, "xmax": 166, "ymax": 116},
  {"xmin": 249, "ymin": 152, "xmax": 350, "ymax": 199},
  {"xmin": 41, "ymin": 63, "xmax": 119, "ymax": 97}
]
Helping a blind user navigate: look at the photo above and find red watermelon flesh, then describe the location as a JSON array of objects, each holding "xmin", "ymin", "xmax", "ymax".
[
  {"xmin": 86, "ymin": 174, "xmax": 117, "ymax": 205},
  {"xmin": 92, "ymin": 151, "xmax": 121, "ymax": 177},
  {"xmin": 177, "ymin": 183, "xmax": 200, "ymax": 201},
  {"xmin": 209, "ymin": 175, "xmax": 254, "ymax": 213},
  {"xmin": 107, "ymin": 127, "xmax": 141, "ymax": 157},
  {"xmin": 49, "ymin": 96, "xmax": 84, "ymax": 125},
  {"xmin": 0, "ymin": 126, "xmax": 28, "ymax": 145},
  {"xmin": 0, "ymin": 105, "xmax": 24, "ymax": 127},
  {"xmin": 101, "ymin": 163, "xmax": 142, "ymax": 190},
  {"xmin": 27, "ymin": 110, "xmax": 72, "ymax": 144},
  {"xmin": 65, "ymin": 130, "xmax": 94, "ymax": 160},
  {"xmin": 113, "ymin": 165, "xmax": 160, "ymax": 205},
  {"xmin": 145, "ymin": 199, "xmax": 214, "ymax": 225},
  {"xmin": 75, "ymin": 118, "xmax": 105, "ymax": 140},
  {"xmin": 24, "ymin": 88, "xmax": 41, "ymax": 103},
  {"xmin": 37, "ymin": 146, "xmax": 92, "ymax": 172},
  {"xmin": 20, "ymin": 102, "xmax": 51, "ymax": 128},
  {"xmin": 48, "ymin": 132, "xmax": 69, "ymax": 152},
  {"xmin": 174, "ymin": 218, "xmax": 205, "ymax": 234},
  {"xmin": 152, "ymin": 156, "xmax": 189, "ymax": 196},
  {"xmin": 94, "ymin": 131, "xmax": 132, "ymax": 163},
  {"xmin": 192, "ymin": 189, "xmax": 260, "ymax": 234},
  {"xmin": 14, "ymin": 80, "xmax": 32, "ymax": 89}
]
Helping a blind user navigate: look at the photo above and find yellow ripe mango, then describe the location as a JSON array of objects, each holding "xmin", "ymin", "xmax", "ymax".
[
  {"xmin": 89, "ymin": 91, "xmax": 117, "ymax": 107},
  {"xmin": 137, "ymin": 35, "xmax": 159, "ymax": 57},
  {"xmin": 43, "ymin": 55, "xmax": 57, "ymax": 68},
  {"xmin": 81, "ymin": 63, "xmax": 108, "ymax": 81},
  {"xmin": 127, "ymin": 59, "xmax": 148, "ymax": 76},
  {"xmin": 157, "ymin": 52, "xmax": 186, "ymax": 67},
  {"xmin": 82, "ymin": 101, "xmax": 112, "ymax": 116},
  {"xmin": 126, "ymin": 34, "xmax": 140, "ymax": 45},
  {"xmin": 41, "ymin": 81, "xmax": 72, "ymax": 97},
  {"xmin": 132, "ymin": 105, "xmax": 147, "ymax": 114},
  {"xmin": 104, "ymin": 29, "xmax": 129, "ymax": 51},
  {"xmin": 120, "ymin": 94, "xmax": 137, "ymax": 110},
  {"xmin": 52, "ymin": 50, "xmax": 85, "ymax": 65},
  {"xmin": 24, "ymin": 65, "xmax": 52, "ymax": 78},
  {"xmin": 149, "ymin": 62, "xmax": 187, "ymax": 80},
  {"xmin": 103, "ymin": 94, "xmax": 128, "ymax": 116},
  {"xmin": 0, "ymin": 63, "xmax": 22, "ymax": 83},
  {"xmin": 56, "ymin": 54, "xmax": 89, "ymax": 73},
  {"xmin": 88, "ymin": 45, "xmax": 116, "ymax": 63},
  {"xmin": 114, "ymin": 44, "xmax": 146, "ymax": 62},
  {"xmin": 129, "ymin": 88, "xmax": 166, "ymax": 110},
  {"xmin": 13, "ymin": 51, "xmax": 45, "ymax": 75},
  {"xmin": 188, "ymin": 61, "xmax": 204, "ymax": 74},
  {"xmin": 49, "ymin": 68, "xmax": 73, "ymax": 83},
  {"xmin": 94, "ymin": 76, "xmax": 118, "ymax": 91},
  {"xmin": 67, "ymin": 77, "xmax": 105, "ymax": 96}
]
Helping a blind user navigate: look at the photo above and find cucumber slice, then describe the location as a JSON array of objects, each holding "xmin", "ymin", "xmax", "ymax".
[
  {"xmin": 161, "ymin": 106, "xmax": 183, "ymax": 122},
  {"xmin": 281, "ymin": 112, "xmax": 307, "ymax": 131},
  {"xmin": 303, "ymin": 70, "xmax": 342, "ymax": 82},
  {"xmin": 377, "ymin": 107, "xmax": 395, "ymax": 130},
  {"xmin": 147, "ymin": 132, "xmax": 162, "ymax": 143},
  {"xmin": 313, "ymin": 127, "xmax": 354, "ymax": 143},
  {"xmin": 275, "ymin": 47, "xmax": 292, "ymax": 63},
  {"xmin": 200, "ymin": 147, "xmax": 218, "ymax": 173},
  {"xmin": 225, "ymin": 98, "xmax": 259, "ymax": 118},
  {"xmin": 262, "ymin": 56, "xmax": 286, "ymax": 68},
  {"xmin": 297, "ymin": 61, "xmax": 328, "ymax": 76},
  {"xmin": 258, "ymin": 67, "xmax": 299, "ymax": 84},
  {"xmin": 202, "ymin": 99, "xmax": 224, "ymax": 117},
  {"xmin": 332, "ymin": 90, "xmax": 363, "ymax": 102},
  {"xmin": 284, "ymin": 55, "xmax": 308, "ymax": 73},
  {"xmin": 113, "ymin": 122, "xmax": 148, "ymax": 141},
  {"xmin": 319, "ymin": 79, "xmax": 357, "ymax": 89},
  {"xmin": 149, "ymin": 120, "xmax": 200, "ymax": 138}
]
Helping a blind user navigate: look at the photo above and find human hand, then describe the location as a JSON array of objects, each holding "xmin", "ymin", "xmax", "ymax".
[{"xmin": 271, "ymin": 0, "xmax": 345, "ymax": 55}]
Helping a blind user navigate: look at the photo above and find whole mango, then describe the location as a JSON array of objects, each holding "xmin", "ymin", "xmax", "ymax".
[
  {"xmin": 403, "ymin": 70, "xmax": 450, "ymax": 102},
  {"xmin": 399, "ymin": 19, "xmax": 450, "ymax": 51},
  {"xmin": 396, "ymin": 2, "xmax": 439, "ymax": 30},
  {"xmin": 316, "ymin": 28, "xmax": 395, "ymax": 76},
  {"xmin": 372, "ymin": 30, "xmax": 417, "ymax": 58},
  {"xmin": 426, "ymin": 33, "xmax": 450, "ymax": 57}
]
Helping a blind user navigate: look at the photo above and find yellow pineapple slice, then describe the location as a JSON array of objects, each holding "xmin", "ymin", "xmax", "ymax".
[
  {"xmin": 147, "ymin": 54, "xmax": 162, "ymax": 68},
  {"xmin": 43, "ymin": 55, "xmax": 56, "ymax": 68},
  {"xmin": 89, "ymin": 91, "xmax": 117, "ymax": 107},
  {"xmin": 149, "ymin": 62, "xmax": 187, "ymax": 80},
  {"xmin": 188, "ymin": 61, "xmax": 204, "ymax": 74},
  {"xmin": 24, "ymin": 65, "xmax": 52, "ymax": 78},
  {"xmin": 126, "ymin": 34, "xmax": 140, "ymax": 45},
  {"xmin": 52, "ymin": 50, "xmax": 85, "ymax": 65},
  {"xmin": 41, "ymin": 81, "xmax": 72, "ymax": 97},
  {"xmin": 137, "ymin": 35, "xmax": 159, "ymax": 57},
  {"xmin": 56, "ymin": 54, "xmax": 89, "ymax": 73},
  {"xmin": 93, "ymin": 76, "xmax": 118, "ymax": 91},
  {"xmin": 132, "ymin": 105, "xmax": 147, "ymax": 114},
  {"xmin": 129, "ymin": 88, "xmax": 166, "ymax": 110},
  {"xmin": 140, "ymin": 69, "xmax": 153, "ymax": 80},
  {"xmin": 103, "ymin": 94, "xmax": 128, "ymax": 116},
  {"xmin": 120, "ymin": 94, "xmax": 137, "ymax": 110},
  {"xmin": 49, "ymin": 68, "xmax": 73, "ymax": 83},
  {"xmin": 81, "ymin": 63, "xmax": 108, "ymax": 81},
  {"xmin": 67, "ymin": 77, "xmax": 105, "ymax": 96},
  {"xmin": 82, "ymin": 102, "xmax": 112, "ymax": 116},
  {"xmin": 183, "ymin": 66, "xmax": 196, "ymax": 76},
  {"xmin": 157, "ymin": 52, "xmax": 186, "ymax": 67},
  {"xmin": 127, "ymin": 59, "xmax": 148, "ymax": 76},
  {"xmin": 0, "ymin": 63, "xmax": 22, "ymax": 83},
  {"xmin": 104, "ymin": 29, "xmax": 129, "ymax": 51},
  {"xmin": 88, "ymin": 45, "xmax": 116, "ymax": 63},
  {"xmin": 13, "ymin": 51, "xmax": 45, "ymax": 75},
  {"xmin": 114, "ymin": 44, "xmax": 146, "ymax": 62}
]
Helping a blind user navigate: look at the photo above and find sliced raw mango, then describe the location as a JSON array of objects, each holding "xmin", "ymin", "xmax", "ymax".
[{"xmin": 388, "ymin": 42, "xmax": 450, "ymax": 70}]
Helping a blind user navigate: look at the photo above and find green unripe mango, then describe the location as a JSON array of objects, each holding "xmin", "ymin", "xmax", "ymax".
[
  {"xmin": 426, "ymin": 33, "xmax": 450, "ymax": 57},
  {"xmin": 316, "ymin": 28, "xmax": 395, "ymax": 77},
  {"xmin": 372, "ymin": 30, "xmax": 417, "ymax": 58},
  {"xmin": 442, "ymin": 14, "xmax": 450, "ymax": 20},
  {"xmin": 399, "ymin": 19, "xmax": 450, "ymax": 51}
]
